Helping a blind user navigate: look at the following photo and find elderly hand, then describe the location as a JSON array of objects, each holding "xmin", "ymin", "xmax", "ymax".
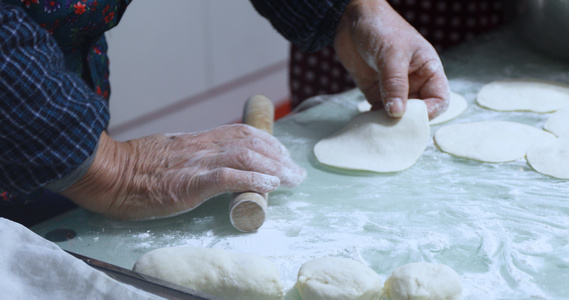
[
  {"xmin": 62, "ymin": 125, "xmax": 306, "ymax": 220},
  {"xmin": 334, "ymin": 0, "xmax": 450, "ymax": 119}
]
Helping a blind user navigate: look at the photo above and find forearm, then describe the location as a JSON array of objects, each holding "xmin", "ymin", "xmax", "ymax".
[
  {"xmin": 0, "ymin": 4, "xmax": 109, "ymax": 195},
  {"xmin": 249, "ymin": 0, "xmax": 350, "ymax": 52}
]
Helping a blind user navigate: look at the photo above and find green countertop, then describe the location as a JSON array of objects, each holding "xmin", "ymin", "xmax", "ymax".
[{"xmin": 33, "ymin": 28, "xmax": 569, "ymax": 299}]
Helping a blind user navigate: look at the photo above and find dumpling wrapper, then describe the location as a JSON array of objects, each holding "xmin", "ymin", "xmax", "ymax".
[
  {"xmin": 544, "ymin": 109, "xmax": 569, "ymax": 137},
  {"xmin": 434, "ymin": 121, "xmax": 556, "ymax": 163},
  {"xmin": 356, "ymin": 91, "xmax": 468, "ymax": 125},
  {"xmin": 527, "ymin": 137, "xmax": 569, "ymax": 179},
  {"xmin": 314, "ymin": 99, "xmax": 430, "ymax": 172},
  {"xmin": 476, "ymin": 79, "xmax": 569, "ymax": 113}
]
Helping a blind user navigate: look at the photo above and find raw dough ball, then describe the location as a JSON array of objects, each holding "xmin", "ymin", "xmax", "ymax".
[
  {"xmin": 476, "ymin": 79, "xmax": 569, "ymax": 113},
  {"xmin": 315, "ymin": 99, "xmax": 430, "ymax": 172},
  {"xmin": 434, "ymin": 121, "xmax": 556, "ymax": 162},
  {"xmin": 132, "ymin": 247, "xmax": 283, "ymax": 300},
  {"xmin": 527, "ymin": 137, "xmax": 569, "ymax": 179},
  {"xmin": 544, "ymin": 109, "xmax": 569, "ymax": 137},
  {"xmin": 380, "ymin": 262, "xmax": 462, "ymax": 300},
  {"xmin": 356, "ymin": 92, "xmax": 468, "ymax": 125},
  {"xmin": 295, "ymin": 257, "xmax": 382, "ymax": 300}
]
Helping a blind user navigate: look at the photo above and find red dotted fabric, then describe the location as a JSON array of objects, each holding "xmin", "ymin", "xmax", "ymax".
[{"xmin": 289, "ymin": 0, "xmax": 506, "ymax": 108}]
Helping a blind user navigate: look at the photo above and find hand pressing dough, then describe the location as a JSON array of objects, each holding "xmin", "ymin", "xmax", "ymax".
[
  {"xmin": 315, "ymin": 99, "xmax": 430, "ymax": 172},
  {"xmin": 295, "ymin": 257, "xmax": 383, "ymax": 300},
  {"xmin": 527, "ymin": 137, "xmax": 569, "ymax": 179},
  {"xmin": 380, "ymin": 262, "xmax": 462, "ymax": 300},
  {"xmin": 476, "ymin": 79, "xmax": 569, "ymax": 113},
  {"xmin": 132, "ymin": 247, "xmax": 283, "ymax": 300},
  {"xmin": 544, "ymin": 109, "xmax": 569, "ymax": 137},
  {"xmin": 355, "ymin": 92, "xmax": 468, "ymax": 125},
  {"xmin": 434, "ymin": 121, "xmax": 556, "ymax": 162}
]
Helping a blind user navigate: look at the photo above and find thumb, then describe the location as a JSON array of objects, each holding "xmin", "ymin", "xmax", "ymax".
[{"xmin": 378, "ymin": 54, "xmax": 410, "ymax": 117}]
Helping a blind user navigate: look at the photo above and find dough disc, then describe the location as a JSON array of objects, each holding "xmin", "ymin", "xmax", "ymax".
[
  {"xmin": 434, "ymin": 121, "xmax": 556, "ymax": 162},
  {"xmin": 476, "ymin": 79, "xmax": 569, "ymax": 113},
  {"xmin": 295, "ymin": 257, "xmax": 382, "ymax": 300},
  {"xmin": 544, "ymin": 109, "xmax": 569, "ymax": 137},
  {"xmin": 527, "ymin": 137, "xmax": 569, "ymax": 179},
  {"xmin": 133, "ymin": 247, "xmax": 283, "ymax": 300},
  {"xmin": 315, "ymin": 99, "xmax": 430, "ymax": 172},
  {"xmin": 356, "ymin": 91, "xmax": 468, "ymax": 125},
  {"xmin": 380, "ymin": 262, "xmax": 462, "ymax": 300}
]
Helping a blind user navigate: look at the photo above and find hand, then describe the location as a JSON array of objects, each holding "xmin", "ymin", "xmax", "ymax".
[
  {"xmin": 334, "ymin": 0, "xmax": 450, "ymax": 119},
  {"xmin": 61, "ymin": 125, "xmax": 306, "ymax": 220}
]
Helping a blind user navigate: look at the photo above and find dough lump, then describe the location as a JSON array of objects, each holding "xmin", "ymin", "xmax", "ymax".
[
  {"xmin": 295, "ymin": 257, "xmax": 382, "ymax": 300},
  {"xmin": 132, "ymin": 247, "xmax": 283, "ymax": 300},
  {"xmin": 544, "ymin": 109, "xmax": 569, "ymax": 137},
  {"xmin": 356, "ymin": 91, "xmax": 468, "ymax": 125},
  {"xmin": 315, "ymin": 99, "xmax": 430, "ymax": 172},
  {"xmin": 380, "ymin": 262, "xmax": 462, "ymax": 300},
  {"xmin": 527, "ymin": 137, "xmax": 569, "ymax": 179},
  {"xmin": 476, "ymin": 79, "xmax": 569, "ymax": 113},
  {"xmin": 434, "ymin": 121, "xmax": 556, "ymax": 162}
]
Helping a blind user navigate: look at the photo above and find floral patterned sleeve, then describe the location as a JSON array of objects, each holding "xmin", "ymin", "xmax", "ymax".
[{"xmin": 249, "ymin": 0, "xmax": 350, "ymax": 53}]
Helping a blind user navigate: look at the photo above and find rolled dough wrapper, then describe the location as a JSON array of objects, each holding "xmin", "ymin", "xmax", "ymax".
[
  {"xmin": 380, "ymin": 262, "xmax": 462, "ymax": 300},
  {"xmin": 356, "ymin": 92, "xmax": 468, "ymax": 125},
  {"xmin": 544, "ymin": 109, "xmax": 569, "ymax": 137},
  {"xmin": 315, "ymin": 99, "xmax": 430, "ymax": 172},
  {"xmin": 434, "ymin": 120, "xmax": 556, "ymax": 163},
  {"xmin": 133, "ymin": 247, "xmax": 283, "ymax": 300},
  {"xmin": 476, "ymin": 79, "xmax": 569, "ymax": 113},
  {"xmin": 527, "ymin": 137, "xmax": 569, "ymax": 179},
  {"xmin": 295, "ymin": 257, "xmax": 383, "ymax": 300}
]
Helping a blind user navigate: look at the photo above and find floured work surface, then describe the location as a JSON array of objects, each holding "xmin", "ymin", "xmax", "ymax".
[{"xmin": 32, "ymin": 28, "xmax": 569, "ymax": 299}]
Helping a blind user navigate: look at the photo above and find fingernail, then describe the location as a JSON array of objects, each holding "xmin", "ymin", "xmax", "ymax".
[{"xmin": 386, "ymin": 98, "xmax": 404, "ymax": 117}]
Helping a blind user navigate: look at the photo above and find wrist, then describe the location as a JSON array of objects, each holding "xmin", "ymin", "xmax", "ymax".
[{"xmin": 61, "ymin": 131, "xmax": 134, "ymax": 217}]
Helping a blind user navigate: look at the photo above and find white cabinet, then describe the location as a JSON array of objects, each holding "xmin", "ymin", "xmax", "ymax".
[{"xmin": 106, "ymin": 0, "xmax": 289, "ymax": 141}]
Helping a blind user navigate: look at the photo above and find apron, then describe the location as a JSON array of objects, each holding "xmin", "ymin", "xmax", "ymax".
[{"xmin": 1, "ymin": 0, "xmax": 131, "ymax": 204}]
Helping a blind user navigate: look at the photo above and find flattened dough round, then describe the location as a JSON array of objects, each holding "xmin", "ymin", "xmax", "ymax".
[
  {"xmin": 315, "ymin": 100, "xmax": 430, "ymax": 172},
  {"xmin": 356, "ymin": 92, "xmax": 467, "ymax": 125},
  {"xmin": 380, "ymin": 262, "xmax": 462, "ymax": 300},
  {"xmin": 527, "ymin": 137, "xmax": 569, "ymax": 179},
  {"xmin": 434, "ymin": 121, "xmax": 556, "ymax": 162},
  {"xmin": 477, "ymin": 79, "xmax": 569, "ymax": 113},
  {"xmin": 295, "ymin": 257, "xmax": 382, "ymax": 300},
  {"xmin": 133, "ymin": 247, "xmax": 283, "ymax": 300},
  {"xmin": 544, "ymin": 109, "xmax": 569, "ymax": 137}
]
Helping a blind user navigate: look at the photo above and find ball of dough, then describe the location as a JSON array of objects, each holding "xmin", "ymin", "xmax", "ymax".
[
  {"xmin": 380, "ymin": 262, "xmax": 462, "ymax": 300},
  {"xmin": 295, "ymin": 257, "xmax": 383, "ymax": 300},
  {"xmin": 132, "ymin": 247, "xmax": 283, "ymax": 300}
]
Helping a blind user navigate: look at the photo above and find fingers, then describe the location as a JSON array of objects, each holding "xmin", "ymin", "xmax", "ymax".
[
  {"xmin": 194, "ymin": 168, "xmax": 281, "ymax": 196},
  {"xmin": 378, "ymin": 50, "xmax": 410, "ymax": 117}
]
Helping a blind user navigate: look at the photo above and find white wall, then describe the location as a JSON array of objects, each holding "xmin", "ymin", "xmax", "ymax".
[{"xmin": 105, "ymin": 0, "xmax": 289, "ymax": 141}]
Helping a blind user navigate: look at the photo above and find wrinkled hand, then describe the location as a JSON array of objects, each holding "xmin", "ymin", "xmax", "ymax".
[
  {"xmin": 62, "ymin": 125, "xmax": 306, "ymax": 220},
  {"xmin": 334, "ymin": 0, "xmax": 450, "ymax": 119}
]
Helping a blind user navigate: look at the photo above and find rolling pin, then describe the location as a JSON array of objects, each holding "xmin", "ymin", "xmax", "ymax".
[{"xmin": 229, "ymin": 95, "xmax": 274, "ymax": 232}]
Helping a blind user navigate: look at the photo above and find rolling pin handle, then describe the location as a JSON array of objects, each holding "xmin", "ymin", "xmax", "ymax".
[{"xmin": 229, "ymin": 95, "xmax": 274, "ymax": 232}]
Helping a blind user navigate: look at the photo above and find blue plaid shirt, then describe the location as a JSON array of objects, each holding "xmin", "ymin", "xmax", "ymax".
[{"xmin": 0, "ymin": 0, "xmax": 348, "ymax": 202}]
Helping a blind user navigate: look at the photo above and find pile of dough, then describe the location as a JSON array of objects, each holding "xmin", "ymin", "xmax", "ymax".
[
  {"xmin": 380, "ymin": 262, "xmax": 462, "ymax": 300},
  {"xmin": 356, "ymin": 91, "xmax": 468, "ymax": 125},
  {"xmin": 527, "ymin": 137, "xmax": 569, "ymax": 179},
  {"xmin": 295, "ymin": 257, "xmax": 382, "ymax": 300},
  {"xmin": 476, "ymin": 79, "xmax": 569, "ymax": 113},
  {"xmin": 133, "ymin": 247, "xmax": 283, "ymax": 300},
  {"xmin": 314, "ymin": 99, "xmax": 430, "ymax": 172},
  {"xmin": 544, "ymin": 109, "xmax": 569, "ymax": 137},
  {"xmin": 434, "ymin": 120, "xmax": 556, "ymax": 162}
]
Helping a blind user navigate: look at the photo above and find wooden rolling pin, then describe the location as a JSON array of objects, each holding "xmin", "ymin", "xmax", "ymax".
[{"xmin": 229, "ymin": 95, "xmax": 274, "ymax": 232}]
